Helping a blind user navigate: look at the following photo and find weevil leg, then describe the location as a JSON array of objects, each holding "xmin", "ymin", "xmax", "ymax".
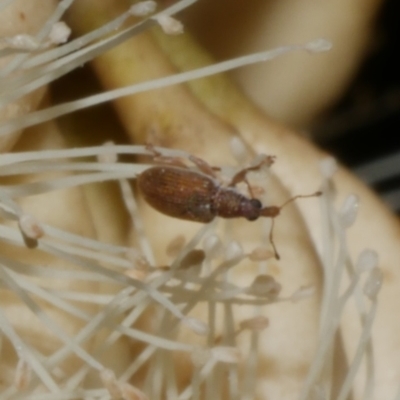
[
  {"xmin": 145, "ymin": 144, "xmax": 189, "ymax": 168},
  {"xmin": 188, "ymin": 155, "xmax": 220, "ymax": 178},
  {"xmin": 228, "ymin": 155, "xmax": 275, "ymax": 197},
  {"xmin": 145, "ymin": 145, "xmax": 221, "ymax": 175}
]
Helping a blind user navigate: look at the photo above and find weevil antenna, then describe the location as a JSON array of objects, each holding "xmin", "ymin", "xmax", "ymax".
[
  {"xmin": 262, "ymin": 191, "xmax": 321, "ymax": 260},
  {"xmin": 279, "ymin": 191, "xmax": 322, "ymax": 211},
  {"xmin": 268, "ymin": 218, "xmax": 280, "ymax": 260}
]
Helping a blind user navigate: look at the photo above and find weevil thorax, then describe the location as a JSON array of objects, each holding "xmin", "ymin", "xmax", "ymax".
[{"xmin": 213, "ymin": 187, "xmax": 262, "ymax": 220}]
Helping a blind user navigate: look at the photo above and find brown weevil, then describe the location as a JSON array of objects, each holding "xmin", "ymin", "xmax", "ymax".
[{"xmin": 138, "ymin": 148, "xmax": 321, "ymax": 260}]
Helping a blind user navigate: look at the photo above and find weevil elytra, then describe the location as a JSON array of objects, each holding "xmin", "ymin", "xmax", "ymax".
[{"xmin": 137, "ymin": 149, "xmax": 321, "ymax": 259}]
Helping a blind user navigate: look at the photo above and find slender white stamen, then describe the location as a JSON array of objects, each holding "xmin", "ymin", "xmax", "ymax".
[
  {"xmin": 153, "ymin": 15, "xmax": 184, "ymax": 35},
  {"xmin": 340, "ymin": 194, "xmax": 359, "ymax": 228},
  {"xmin": 130, "ymin": 1, "xmax": 157, "ymax": 17}
]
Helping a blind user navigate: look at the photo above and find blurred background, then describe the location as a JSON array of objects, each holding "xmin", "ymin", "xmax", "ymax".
[
  {"xmin": 180, "ymin": 0, "xmax": 400, "ymax": 214},
  {"xmin": 52, "ymin": 0, "xmax": 400, "ymax": 213},
  {"xmin": 313, "ymin": 0, "xmax": 400, "ymax": 214}
]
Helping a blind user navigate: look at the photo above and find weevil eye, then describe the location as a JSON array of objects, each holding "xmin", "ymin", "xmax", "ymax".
[
  {"xmin": 244, "ymin": 198, "xmax": 262, "ymax": 221},
  {"xmin": 250, "ymin": 198, "xmax": 262, "ymax": 209}
]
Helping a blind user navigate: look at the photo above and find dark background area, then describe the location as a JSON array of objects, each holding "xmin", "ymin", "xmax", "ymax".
[{"xmin": 313, "ymin": 0, "xmax": 400, "ymax": 213}]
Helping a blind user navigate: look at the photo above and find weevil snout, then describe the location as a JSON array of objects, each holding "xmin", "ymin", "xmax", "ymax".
[{"xmin": 260, "ymin": 206, "xmax": 280, "ymax": 218}]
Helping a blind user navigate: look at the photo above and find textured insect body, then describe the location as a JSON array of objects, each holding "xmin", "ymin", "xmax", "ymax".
[
  {"xmin": 212, "ymin": 187, "xmax": 263, "ymax": 220},
  {"xmin": 138, "ymin": 166, "xmax": 267, "ymax": 223},
  {"xmin": 137, "ymin": 149, "xmax": 321, "ymax": 260}
]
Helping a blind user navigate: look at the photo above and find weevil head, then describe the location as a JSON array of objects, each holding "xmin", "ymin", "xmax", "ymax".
[{"xmin": 242, "ymin": 198, "xmax": 262, "ymax": 221}]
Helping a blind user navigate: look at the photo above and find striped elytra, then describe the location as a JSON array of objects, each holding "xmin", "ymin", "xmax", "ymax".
[{"xmin": 137, "ymin": 166, "xmax": 266, "ymax": 223}]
